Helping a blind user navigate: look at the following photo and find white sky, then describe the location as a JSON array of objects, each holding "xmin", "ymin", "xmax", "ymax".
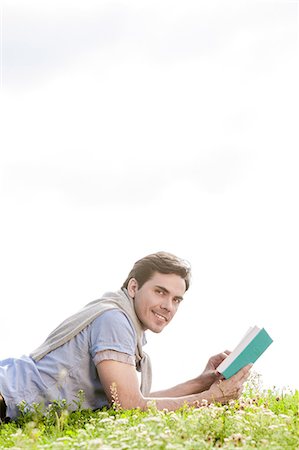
[{"xmin": 1, "ymin": 0, "xmax": 298, "ymax": 393}]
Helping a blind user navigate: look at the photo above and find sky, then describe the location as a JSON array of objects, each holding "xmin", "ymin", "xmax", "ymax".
[{"xmin": 0, "ymin": 0, "xmax": 298, "ymax": 393}]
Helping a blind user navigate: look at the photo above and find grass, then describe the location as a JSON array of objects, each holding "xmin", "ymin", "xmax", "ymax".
[{"xmin": 0, "ymin": 377, "xmax": 299, "ymax": 449}]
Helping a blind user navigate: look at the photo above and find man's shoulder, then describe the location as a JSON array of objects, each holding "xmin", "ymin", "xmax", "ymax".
[
  {"xmin": 90, "ymin": 309, "xmax": 137, "ymax": 336},
  {"xmin": 88, "ymin": 309, "xmax": 138, "ymax": 358}
]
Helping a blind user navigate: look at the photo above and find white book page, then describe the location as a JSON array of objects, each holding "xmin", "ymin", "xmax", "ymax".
[{"xmin": 217, "ymin": 326, "xmax": 260, "ymax": 372}]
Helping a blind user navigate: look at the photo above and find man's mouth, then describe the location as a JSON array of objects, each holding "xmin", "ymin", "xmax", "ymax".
[{"xmin": 153, "ymin": 311, "xmax": 168, "ymax": 322}]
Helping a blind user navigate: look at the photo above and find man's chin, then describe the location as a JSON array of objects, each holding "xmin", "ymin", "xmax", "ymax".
[{"xmin": 149, "ymin": 324, "xmax": 166, "ymax": 333}]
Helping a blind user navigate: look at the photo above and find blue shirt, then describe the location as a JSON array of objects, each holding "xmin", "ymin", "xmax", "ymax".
[{"xmin": 0, "ymin": 310, "xmax": 143, "ymax": 418}]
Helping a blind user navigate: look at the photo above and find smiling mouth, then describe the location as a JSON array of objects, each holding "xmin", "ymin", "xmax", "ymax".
[{"xmin": 153, "ymin": 311, "xmax": 168, "ymax": 322}]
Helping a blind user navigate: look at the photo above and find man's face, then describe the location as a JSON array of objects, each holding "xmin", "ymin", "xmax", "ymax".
[{"xmin": 127, "ymin": 272, "xmax": 186, "ymax": 333}]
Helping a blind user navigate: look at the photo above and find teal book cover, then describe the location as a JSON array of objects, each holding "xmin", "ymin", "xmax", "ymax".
[{"xmin": 221, "ymin": 328, "xmax": 273, "ymax": 379}]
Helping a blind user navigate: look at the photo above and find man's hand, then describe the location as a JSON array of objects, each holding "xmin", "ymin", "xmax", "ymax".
[
  {"xmin": 203, "ymin": 350, "xmax": 231, "ymax": 371},
  {"xmin": 195, "ymin": 351, "xmax": 231, "ymax": 392},
  {"xmin": 207, "ymin": 364, "xmax": 252, "ymax": 404}
]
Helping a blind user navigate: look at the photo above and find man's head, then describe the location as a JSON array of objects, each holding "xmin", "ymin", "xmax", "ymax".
[
  {"xmin": 122, "ymin": 252, "xmax": 191, "ymax": 332},
  {"xmin": 122, "ymin": 251, "xmax": 191, "ymax": 292}
]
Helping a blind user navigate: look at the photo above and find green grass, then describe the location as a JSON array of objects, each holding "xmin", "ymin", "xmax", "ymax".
[{"xmin": 1, "ymin": 381, "xmax": 299, "ymax": 449}]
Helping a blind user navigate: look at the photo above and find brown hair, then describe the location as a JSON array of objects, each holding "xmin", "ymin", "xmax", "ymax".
[{"xmin": 122, "ymin": 251, "xmax": 191, "ymax": 291}]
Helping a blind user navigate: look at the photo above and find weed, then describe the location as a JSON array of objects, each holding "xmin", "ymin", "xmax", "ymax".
[{"xmin": 1, "ymin": 387, "xmax": 299, "ymax": 449}]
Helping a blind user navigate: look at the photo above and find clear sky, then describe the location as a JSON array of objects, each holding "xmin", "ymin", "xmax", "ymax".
[{"xmin": 1, "ymin": 0, "xmax": 298, "ymax": 393}]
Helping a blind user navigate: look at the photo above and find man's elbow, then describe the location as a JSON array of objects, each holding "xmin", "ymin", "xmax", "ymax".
[{"xmin": 113, "ymin": 391, "xmax": 149, "ymax": 411}]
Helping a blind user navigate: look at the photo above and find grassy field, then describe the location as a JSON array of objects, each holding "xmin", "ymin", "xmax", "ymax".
[{"xmin": 0, "ymin": 381, "xmax": 298, "ymax": 449}]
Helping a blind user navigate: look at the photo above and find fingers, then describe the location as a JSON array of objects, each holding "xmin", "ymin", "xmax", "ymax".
[
  {"xmin": 213, "ymin": 371, "xmax": 224, "ymax": 381},
  {"xmin": 215, "ymin": 352, "xmax": 230, "ymax": 362},
  {"xmin": 211, "ymin": 364, "xmax": 252, "ymax": 403},
  {"xmin": 230, "ymin": 364, "xmax": 252, "ymax": 382},
  {"xmin": 210, "ymin": 350, "xmax": 231, "ymax": 361},
  {"xmin": 210, "ymin": 351, "xmax": 229, "ymax": 360}
]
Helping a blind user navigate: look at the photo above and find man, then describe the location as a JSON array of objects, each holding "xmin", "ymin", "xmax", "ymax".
[{"xmin": 0, "ymin": 251, "xmax": 251, "ymax": 421}]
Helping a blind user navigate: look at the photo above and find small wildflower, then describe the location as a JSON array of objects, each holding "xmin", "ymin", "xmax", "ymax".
[
  {"xmin": 87, "ymin": 438, "xmax": 104, "ymax": 447},
  {"xmin": 200, "ymin": 399, "xmax": 209, "ymax": 407},
  {"xmin": 110, "ymin": 382, "xmax": 121, "ymax": 411},
  {"xmin": 99, "ymin": 417, "xmax": 115, "ymax": 424},
  {"xmin": 142, "ymin": 416, "xmax": 161, "ymax": 423},
  {"xmin": 115, "ymin": 418, "xmax": 128, "ymax": 425},
  {"xmin": 279, "ymin": 414, "xmax": 291, "ymax": 422},
  {"xmin": 56, "ymin": 437, "xmax": 74, "ymax": 442},
  {"xmin": 231, "ymin": 433, "xmax": 245, "ymax": 445},
  {"xmin": 268, "ymin": 425, "xmax": 280, "ymax": 430}
]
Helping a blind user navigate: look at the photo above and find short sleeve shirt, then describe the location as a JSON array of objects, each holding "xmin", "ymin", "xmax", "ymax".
[{"xmin": 0, "ymin": 310, "xmax": 142, "ymax": 418}]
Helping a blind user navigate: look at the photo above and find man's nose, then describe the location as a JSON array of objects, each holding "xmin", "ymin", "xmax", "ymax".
[{"xmin": 160, "ymin": 297, "xmax": 172, "ymax": 312}]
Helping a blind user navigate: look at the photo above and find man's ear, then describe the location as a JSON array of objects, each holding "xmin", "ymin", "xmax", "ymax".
[{"xmin": 127, "ymin": 278, "xmax": 139, "ymax": 299}]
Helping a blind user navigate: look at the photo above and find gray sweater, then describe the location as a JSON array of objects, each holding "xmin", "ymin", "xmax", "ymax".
[{"xmin": 30, "ymin": 289, "xmax": 152, "ymax": 395}]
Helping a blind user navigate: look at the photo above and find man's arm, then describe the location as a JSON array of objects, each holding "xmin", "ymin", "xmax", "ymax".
[
  {"xmin": 149, "ymin": 375, "xmax": 216, "ymax": 399},
  {"xmin": 96, "ymin": 358, "xmax": 251, "ymax": 411},
  {"xmin": 150, "ymin": 351, "xmax": 231, "ymax": 398}
]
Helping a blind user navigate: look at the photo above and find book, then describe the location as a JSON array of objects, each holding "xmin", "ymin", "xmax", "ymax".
[{"xmin": 216, "ymin": 326, "xmax": 273, "ymax": 379}]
